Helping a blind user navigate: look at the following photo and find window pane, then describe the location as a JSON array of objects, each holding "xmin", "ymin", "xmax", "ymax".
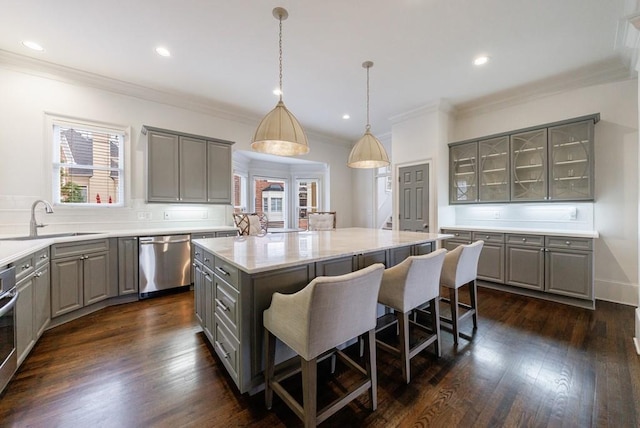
[{"xmin": 53, "ymin": 121, "xmax": 124, "ymax": 206}]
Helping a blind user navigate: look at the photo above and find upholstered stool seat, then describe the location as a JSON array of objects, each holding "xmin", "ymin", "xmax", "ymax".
[
  {"xmin": 376, "ymin": 249, "xmax": 447, "ymax": 384},
  {"xmin": 264, "ymin": 263, "xmax": 385, "ymax": 427},
  {"xmin": 439, "ymin": 240, "xmax": 484, "ymax": 345}
]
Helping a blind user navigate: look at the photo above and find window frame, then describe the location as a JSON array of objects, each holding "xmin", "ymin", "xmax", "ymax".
[{"xmin": 48, "ymin": 115, "xmax": 128, "ymax": 208}]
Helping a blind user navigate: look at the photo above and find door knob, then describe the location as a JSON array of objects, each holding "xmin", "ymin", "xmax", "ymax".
[{"xmin": 423, "ymin": 224, "xmax": 428, "ymax": 228}]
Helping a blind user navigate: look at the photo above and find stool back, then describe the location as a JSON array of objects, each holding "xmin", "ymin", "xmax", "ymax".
[{"xmin": 441, "ymin": 240, "xmax": 484, "ymax": 288}]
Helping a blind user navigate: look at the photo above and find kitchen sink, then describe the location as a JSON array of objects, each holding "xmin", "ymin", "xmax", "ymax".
[{"xmin": 0, "ymin": 232, "xmax": 101, "ymax": 241}]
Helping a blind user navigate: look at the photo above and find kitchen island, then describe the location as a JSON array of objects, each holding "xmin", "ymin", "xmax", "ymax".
[{"xmin": 192, "ymin": 227, "xmax": 451, "ymax": 394}]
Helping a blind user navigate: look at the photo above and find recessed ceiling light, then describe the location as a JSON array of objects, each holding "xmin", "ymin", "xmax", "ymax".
[
  {"xmin": 342, "ymin": 114, "xmax": 350, "ymax": 120},
  {"xmin": 155, "ymin": 46, "xmax": 171, "ymax": 57},
  {"xmin": 22, "ymin": 40, "xmax": 44, "ymax": 51},
  {"xmin": 473, "ymin": 56, "xmax": 489, "ymax": 66},
  {"xmin": 273, "ymin": 88, "xmax": 282, "ymax": 96}
]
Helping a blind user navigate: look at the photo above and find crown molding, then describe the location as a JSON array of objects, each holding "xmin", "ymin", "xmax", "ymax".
[
  {"xmin": 388, "ymin": 99, "xmax": 456, "ymax": 125},
  {"xmin": 0, "ymin": 49, "xmax": 352, "ymax": 148},
  {"xmin": 454, "ymin": 56, "xmax": 633, "ymax": 119}
]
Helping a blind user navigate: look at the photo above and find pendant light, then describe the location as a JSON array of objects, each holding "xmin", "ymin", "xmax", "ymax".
[
  {"xmin": 347, "ymin": 61, "xmax": 390, "ymax": 169},
  {"xmin": 251, "ymin": 7, "xmax": 309, "ymax": 156}
]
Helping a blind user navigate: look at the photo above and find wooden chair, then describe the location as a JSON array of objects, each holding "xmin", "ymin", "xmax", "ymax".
[
  {"xmin": 376, "ymin": 249, "xmax": 447, "ymax": 384},
  {"xmin": 263, "ymin": 264, "xmax": 385, "ymax": 427},
  {"xmin": 439, "ymin": 241, "xmax": 484, "ymax": 345},
  {"xmin": 233, "ymin": 212, "xmax": 268, "ymax": 236},
  {"xmin": 307, "ymin": 211, "xmax": 336, "ymax": 231}
]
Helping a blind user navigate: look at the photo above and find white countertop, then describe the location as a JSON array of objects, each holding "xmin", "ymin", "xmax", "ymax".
[
  {"xmin": 193, "ymin": 227, "xmax": 452, "ymax": 274},
  {"xmin": 0, "ymin": 226, "xmax": 237, "ymax": 266},
  {"xmin": 439, "ymin": 225, "xmax": 599, "ymax": 239}
]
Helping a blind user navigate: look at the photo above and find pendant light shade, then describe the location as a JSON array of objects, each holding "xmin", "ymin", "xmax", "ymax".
[
  {"xmin": 347, "ymin": 61, "xmax": 390, "ymax": 169},
  {"xmin": 252, "ymin": 7, "xmax": 309, "ymax": 156}
]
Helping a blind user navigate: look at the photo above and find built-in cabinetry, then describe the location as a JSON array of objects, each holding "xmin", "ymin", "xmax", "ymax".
[
  {"xmin": 449, "ymin": 114, "xmax": 598, "ymax": 204},
  {"xmin": 442, "ymin": 228, "xmax": 594, "ymax": 308},
  {"xmin": 14, "ymin": 247, "xmax": 50, "ymax": 365},
  {"xmin": 50, "ymin": 239, "xmax": 115, "ymax": 317},
  {"xmin": 193, "ymin": 241, "xmax": 433, "ymax": 394},
  {"xmin": 144, "ymin": 126, "xmax": 234, "ymax": 204},
  {"xmin": 118, "ymin": 237, "xmax": 138, "ymax": 296}
]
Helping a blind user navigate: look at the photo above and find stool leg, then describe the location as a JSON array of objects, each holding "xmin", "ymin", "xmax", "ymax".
[
  {"xmin": 449, "ymin": 287, "xmax": 459, "ymax": 346},
  {"xmin": 364, "ymin": 329, "xmax": 377, "ymax": 411},
  {"xmin": 430, "ymin": 297, "xmax": 441, "ymax": 358},
  {"xmin": 301, "ymin": 358, "xmax": 317, "ymax": 428},
  {"xmin": 469, "ymin": 279, "xmax": 478, "ymax": 329},
  {"xmin": 398, "ymin": 312, "xmax": 410, "ymax": 384},
  {"xmin": 264, "ymin": 328, "xmax": 276, "ymax": 409}
]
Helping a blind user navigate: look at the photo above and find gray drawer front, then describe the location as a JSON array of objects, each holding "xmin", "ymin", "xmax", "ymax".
[
  {"xmin": 52, "ymin": 239, "xmax": 110, "ymax": 259},
  {"xmin": 202, "ymin": 250, "xmax": 215, "ymax": 271},
  {"xmin": 472, "ymin": 231, "xmax": 505, "ymax": 243},
  {"xmin": 193, "ymin": 246, "xmax": 204, "ymax": 263},
  {"xmin": 442, "ymin": 229, "xmax": 472, "ymax": 241},
  {"xmin": 13, "ymin": 254, "xmax": 35, "ymax": 284},
  {"xmin": 192, "ymin": 233, "xmax": 216, "ymax": 240},
  {"xmin": 545, "ymin": 236, "xmax": 592, "ymax": 251},
  {"xmin": 214, "ymin": 257, "xmax": 239, "ymax": 289},
  {"xmin": 506, "ymin": 234, "xmax": 544, "ymax": 247},
  {"xmin": 35, "ymin": 247, "xmax": 50, "ymax": 268},
  {"xmin": 214, "ymin": 313, "xmax": 239, "ymax": 384},
  {"xmin": 216, "ymin": 230, "xmax": 239, "ymax": 237},
  {"xmin": 215, "ymin": 276, "xmax": 239, "ymax": 337}
]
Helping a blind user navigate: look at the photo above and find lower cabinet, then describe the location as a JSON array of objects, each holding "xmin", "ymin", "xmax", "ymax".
[
  {"xmin": 443, "ymin": 228, "xmax": 594, "ymax": 306},
  {"xmin": 14, "ymin": 249, "xmax": 50, "ymax": 365},
  {"xmin": 118, "ymin": 237, "xmax": 138, "ymax": 296},
  {"xmin": 51, "ymin": 239, "xmax": 112, "ymax": 318}
]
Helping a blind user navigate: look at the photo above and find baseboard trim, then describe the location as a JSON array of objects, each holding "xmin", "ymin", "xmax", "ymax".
[{"xmin": 594, "ymin": 279, "xmax": 638, "ymax": 306}]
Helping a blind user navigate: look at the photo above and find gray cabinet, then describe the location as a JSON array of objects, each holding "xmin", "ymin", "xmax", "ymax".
[
  {"xmin": 449, "ymin": 114, "xmax": 598, "ymax": 204},
  {"xmin": 193, "ymin": 260, "xmax": 205, "ymax": 326},
  {"xmin": 118, "ymin": 237, "xmax": 138, "ymax": 296},
  {"xmin": 51, "ymin": 239, "xmax": 111, "ymax": 318},
  {"xmin": 449, "ymin": 141, "xmax": 477, "ymax": 203},
  {"xmin": 544, "ymin": 237, "xmax": 593, "ymax": 300},
  {"xmin": 14, "ymin": 247, "xmax": 50, "ymax": 365},
  {"xmin": 505, "ymin": 234, "xmax": 545, "ymax": 290},
  {"xmin": 145, "ymin": 126, "xmax": 234, "ymax": 204},
  {"xmin": 473, "ymin": 231, "xmax": 505, "ymax": 283}
]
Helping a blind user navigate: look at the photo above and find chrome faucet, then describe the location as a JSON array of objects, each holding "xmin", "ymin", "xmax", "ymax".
[{"xmin": 29, "ymin": 200, "xmax": 54, "ymax": 237}]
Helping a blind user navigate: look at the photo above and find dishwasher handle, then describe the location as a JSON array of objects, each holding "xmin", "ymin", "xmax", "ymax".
[{"xmin": 139, "ymin": 238, "xmax": 191, "ymax": 245}]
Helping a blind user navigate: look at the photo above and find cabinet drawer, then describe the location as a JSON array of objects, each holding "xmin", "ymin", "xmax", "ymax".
[
  {"xmin": 472, "ymin": 231, "xmax": 505, "ymax": 243},
  {"xmin": 506, "ymin": 234, "xmax": 544, "ymax": 247},
  {"xmin": 13, "ymin": 254, "xmax": 35, "ymax": 284},
  {"xmin": 214, "ymin": 257, "xmax": 239, "ymax": 289},
  {"xmin": 35, "ymin": 247, "xmax": 50, "ymax": 268},
  {"xmin": 442, "ymin": 229, "xmax": 472, "ymax": 241},
  {"xmin": 216, "ymin": 230, "xmax": 239, "ymax": 237},
  {"xmin": 202, "ymin": 250, "xmax": 215, "ymax": 271},
  {"xmin": 545, "ymin": 236, "xmax": 592, "ymax": 251},
  {"xmin": 52, "ymin": 239, "xmax": 109, "ymax": 259},
  {"xmin": 192, "ymin": 233, "xmax": 216, "ymax": 240},
  {"xmin": 193, "ymin": 246, "xmax": 205, "ymax": 263},
  {"xmin": 214, "ymin": 313, "xmax": 239, "ymax": 384},
  {"xmin": 215, "ymin": 276, "xmax": 239, "ymax": 337}
]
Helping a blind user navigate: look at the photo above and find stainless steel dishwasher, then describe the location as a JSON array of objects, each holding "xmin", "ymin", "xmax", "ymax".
[{"xmin": 139, "ymin": 234, "xmax": 192, "ymax": 298}]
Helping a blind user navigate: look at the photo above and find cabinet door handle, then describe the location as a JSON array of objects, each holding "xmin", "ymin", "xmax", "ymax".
[
  {"xmin": 40, "ymin": 254, "xmax": 48, "ymax": 259},
  {"xmin": 215, "ymin": 266, "xmax": 230, "ymax": 276},
  {"xmin": 215, "ymin": 341, "xmax": 230, "ymax": 359},
  {"xmin": 22, "ymin": 264, "xmax": 30, "ymax": 270},
  {"xmin": 195, "ymin": 252, "xmax": 200, "ymax": 256},
  {"xmin": 204, "ymin": 258, "xmax": 210, "ymax": 263},
  {"xmin": 565, "ymin": 241, "xmax": 571, "ymax": 246},
  {"xmin": 522, "ymin": 238, "xmax": 527, "ymax": 242},
  {"xmin": 215, "ymin": 298, "xmax": 230, "ymax": 312},
  {"xmin": 35, "ymin": 272, "xmax": 42, "ymax": 278}
]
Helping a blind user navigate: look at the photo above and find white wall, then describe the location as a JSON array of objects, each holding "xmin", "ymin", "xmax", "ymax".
[
  {"xmin": 0, "ymin": 66, "xmax": 354, "ymax": 233},
  {"xmin": 453, "ymin": 78, "xmax": 639, "ymax": 306}
]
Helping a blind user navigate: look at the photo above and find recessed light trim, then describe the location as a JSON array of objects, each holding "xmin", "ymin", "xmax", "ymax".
[
  {"xmin": 155, "ymin": 46, "xmax": 171, "ymax": 57},
  {"xmin": 342, "ymin": 114, "xmax": 350, "ymax": 120},
  {"xmin": 22, "ymin": 40, "xmax": 44, "ymax": 51},
  {"xmin": 473, "ymin": 56, "xmax": 489, "ymax": 66}
]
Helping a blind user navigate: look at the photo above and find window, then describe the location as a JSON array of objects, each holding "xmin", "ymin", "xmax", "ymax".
[
  {"xmin": 233, "ymin": 172, "xmax": 248, "ymax": 212},
  {"xmin": 270, "ymin": 198, "xmax": 283, "ymax": 212},
  {"xmin": 52, "ymin": 119, "xmax": 125, "ymax": 206},
  {"xmin": 296, "ymin": 179, "xmax": 320, "ymax": 229}
]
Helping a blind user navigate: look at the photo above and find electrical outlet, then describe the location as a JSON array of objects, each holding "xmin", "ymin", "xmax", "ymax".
[
  {"xmin": 494, "ymin": 211, "xmax": 500, "ymax": 219},
  {"xmin": 569, "ymin": 207, "xmax": 577, "ymax": 220},
  {"xmin": 164, "ymin": 212, "xmax": 171, "ymax": 220}
]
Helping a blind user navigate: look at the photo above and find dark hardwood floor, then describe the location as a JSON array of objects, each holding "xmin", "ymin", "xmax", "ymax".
[{"xmin": 1, "ymin": 287, "xmax": 638, "ymax": 427}]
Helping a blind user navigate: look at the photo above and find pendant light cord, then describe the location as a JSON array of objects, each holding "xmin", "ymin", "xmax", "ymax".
[
  {"xmin": 278, "ymin": 14, "xmax": 283, "ymax": 102},
  {"xmin": 366, "ymin": 65, "xmax": 371, "ymax": 132}
]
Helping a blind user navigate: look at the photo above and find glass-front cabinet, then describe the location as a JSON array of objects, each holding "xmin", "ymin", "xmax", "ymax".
[
  {"xmin": 510, "ymin": 129, "xmax": 548, "ymax": 201},
  {"xmin": 478, "ymin": 136, "xmax": 509, "ymax": 202},
  {"xmin": 449, "ymin": 142, "xmax": 477, "ymax": 203},
  {"xmin": 548, "ymin": 120, "xmax": 594, "ymax": 200}
]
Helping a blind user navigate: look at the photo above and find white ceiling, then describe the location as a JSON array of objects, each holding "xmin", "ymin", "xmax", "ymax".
[{"xmin": 0, "ymin": 1, "xmax": 635, "ymax": 143}]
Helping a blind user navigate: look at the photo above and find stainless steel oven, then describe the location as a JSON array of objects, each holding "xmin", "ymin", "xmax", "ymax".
[{"xmin": 0, "ymin": 266, "xmax": 17, "ymax": 394}]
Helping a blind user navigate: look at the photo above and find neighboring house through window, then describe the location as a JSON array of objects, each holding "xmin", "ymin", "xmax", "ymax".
[{"xmin": 52, "ymin": 119, "xmax": 125, "ymax": 206}]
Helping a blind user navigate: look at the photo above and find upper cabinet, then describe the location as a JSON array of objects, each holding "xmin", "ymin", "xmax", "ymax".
[
  {"xmin": 449, "ymin": 114, "xmax": 598, "ymax": 204},
  {"xmin": 144, "ymin": 126, "xmax": 234, "ymax": 204}
]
